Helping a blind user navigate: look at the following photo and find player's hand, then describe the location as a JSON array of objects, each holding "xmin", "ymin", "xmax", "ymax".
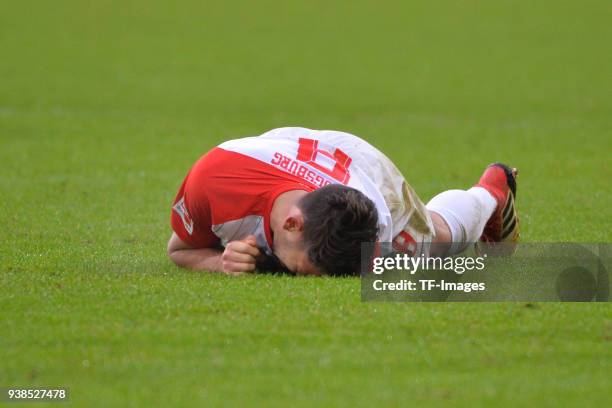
[{"xmin": 221, "ymin": 235, "xmax": 261, "ymax": 275}]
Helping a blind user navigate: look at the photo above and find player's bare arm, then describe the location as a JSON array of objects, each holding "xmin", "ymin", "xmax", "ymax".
[{"xmin": 167, "ymin": 233, "xmax": 261, "ymax": 275}]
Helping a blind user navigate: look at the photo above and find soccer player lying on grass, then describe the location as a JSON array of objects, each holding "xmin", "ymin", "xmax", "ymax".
[{"xmin": 167, "ymin": 127, "xmax": 519, "ymax": 276}]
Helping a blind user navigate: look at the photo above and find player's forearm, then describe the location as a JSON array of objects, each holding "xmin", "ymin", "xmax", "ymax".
[{"xmin": 168, "ymin": 248, "xmax": 223, "ymax": 272}]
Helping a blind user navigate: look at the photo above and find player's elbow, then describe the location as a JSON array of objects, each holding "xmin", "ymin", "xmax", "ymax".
[
  {"xmin": 167, "ymin": 243, "xmax": 178, "ymax": 264},
  {"xmin": 167, "ymin": 236, "xmax": 183, "ymax": 266},
  {"xmin": 167, "ymin": 245, "xmax": 189, "ymax": 270}
]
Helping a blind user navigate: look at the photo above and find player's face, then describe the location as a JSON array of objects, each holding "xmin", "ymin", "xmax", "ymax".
[
  {"xmin": 273, "ymin": 210, "xmax": 323, "ymax": 276},
  {"xmin": 273, "ymin": 246, "xmax": 322, "ymax": 276},
  {"xmin": 293, "ymin": 250, "xmax": 322, "ymax": 276}
]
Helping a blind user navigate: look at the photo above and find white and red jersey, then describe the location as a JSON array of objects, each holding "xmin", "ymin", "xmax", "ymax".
[{"xmin": 171, "ymin": 127, "xmax": 395, "ymax": 255}]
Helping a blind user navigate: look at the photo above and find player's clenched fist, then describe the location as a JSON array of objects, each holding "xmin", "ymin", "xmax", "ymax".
[{"xmin": 221, "ymin": 235, "xmax": 262, "ymax": 274}]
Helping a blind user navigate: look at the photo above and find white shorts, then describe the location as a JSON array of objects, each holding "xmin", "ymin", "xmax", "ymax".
[{"xmin": 368, "ymin": 148, "xmax": 435, "ymax": 256}]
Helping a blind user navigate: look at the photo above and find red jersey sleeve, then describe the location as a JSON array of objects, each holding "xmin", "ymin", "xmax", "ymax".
[{"xmin": 170, "ymin": 169, "xmax": 220, "ymax": 248}]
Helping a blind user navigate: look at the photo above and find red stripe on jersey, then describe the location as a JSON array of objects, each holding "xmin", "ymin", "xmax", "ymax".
[{"xmin": 171, "ymin": 148, "xmax": 317, "ymax": 249}]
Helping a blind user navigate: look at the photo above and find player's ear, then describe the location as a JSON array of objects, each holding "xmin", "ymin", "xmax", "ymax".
[{"xmin": 283, "ymin": 207, "xmax": 305, "ymax": 232}]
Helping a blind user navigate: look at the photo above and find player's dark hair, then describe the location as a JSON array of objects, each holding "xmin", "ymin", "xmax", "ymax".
[{"xmin": 298, "ymin": 184, "xmax": 379, "ymax": 276}]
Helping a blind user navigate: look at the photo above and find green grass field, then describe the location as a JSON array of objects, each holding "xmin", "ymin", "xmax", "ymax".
[{"xmin": 1, "ymin": 0, "xmax": 611, "ymax": 406}]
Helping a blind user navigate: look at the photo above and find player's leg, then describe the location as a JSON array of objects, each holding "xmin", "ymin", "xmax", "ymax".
[
  {"xmin": 427, "ymin": 188, "xmax": 497, "ymax": 256},
  {"xmin": 426, "ymin": 163, "xmax": 520, "ymax": 256}
]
